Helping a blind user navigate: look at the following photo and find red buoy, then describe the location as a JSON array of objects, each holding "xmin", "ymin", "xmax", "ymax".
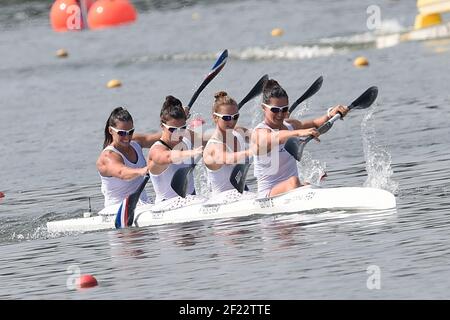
[
  {"xmin": 76, "ymin": 274, "xmax": 98, "ymax": 288},
  {"xmin": 50, "ymin": 0, "xmax": 94, "ymax": 32},
  {"xmin": 88, "ymin": 0, "xmax": 137, "ymax": 30},
  {"xmin": 0, "ymin": 192, "xmax": 4, "ymax": 199}
]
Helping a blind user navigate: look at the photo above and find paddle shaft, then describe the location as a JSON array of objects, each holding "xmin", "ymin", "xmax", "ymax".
[
  {"xmin": 284, "ymin": 86, "xmax": 379, "ymax": 162},
  {"xmin": 187, "ymin": 50, "xmax": 228, "ymax": 109},
  {"xmin": 302, "ymin": 87, "xmax": 378, "ymax": 143}
]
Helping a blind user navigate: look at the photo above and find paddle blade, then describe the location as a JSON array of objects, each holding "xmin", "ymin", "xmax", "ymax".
[
  {"xmin": 284, "ymin": 137, "xmax": 306, "ymax": 162},
  {"xmin": 171, "ymin": 165, "xmax": 194, "ymax": 198},
  {"xmin": 115, "ymin": 174, "xmax": 150, "ymax": 229},
  {"xmin": 238, "ymin": 74, "xmax": 269, "ymax": 109},
  {"xmin": 230, "ymin": 163, "xmax": 251, "ymax": 193},
  {"xmin": 289, "ymin": 76, "xmax": 323, "ymax": 113},
  {"xmin": 115, "ymin": 198, "xmax": 129, "ymax": 229},
  {"xmin": 349, "ymin": 86, "xmax": 378, "ymax": 110},
  {"xmin": 187, "ymin": 49, "xmax": 228, "ymax": 109}
]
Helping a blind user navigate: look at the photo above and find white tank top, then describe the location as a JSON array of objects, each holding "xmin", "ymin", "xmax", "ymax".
[
  {"xmin": 253, "ymin": 121, "xmax": 298, "ymax": 197},
  {"xmin": 205, "ymin": 131, "xmax": 245, "ymax": 195},
  {"xmin": 100, "ymin": 141, "xmax": 149, "ymax": 207},
  {"xmin": 149, "ymin": 137, "xmax": 195, "ymax": 203}
]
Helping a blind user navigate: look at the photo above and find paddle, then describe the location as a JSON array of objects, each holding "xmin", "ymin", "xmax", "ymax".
[
  {"xmin": 229, "ymin": 160, "xmax": 251, "ymax": 194},
  {"xmin": 115, "ymin": 51, "xmax": 228, "ymax": 228},
  {"xmin": 289, "ymin": 76, "xmax": 323, "ymax": 113},
  {"xmin": 170, "ymin": 155, "xmax": 202, "ymax": 198},
  {"xmin": 238, "ymin": 74, "xmax": 269, "ymax": 109},
  {"xmin": 115, "ymin": 174, "xmax": 150, "ymax": 229},
  {"xmin": 229, "ymin": 76, "xmax": 325, "ymax": 193},
  {"xmin": 171, "ymin": 75, "xmax": 269, "ymax": 197},
  {"xmin": 186, "ymin": 49, "xmax": 229, "ymax": 111},
  {"xmin": 285, "ymin": 86, "xmax": 379, "ymax": 161}
]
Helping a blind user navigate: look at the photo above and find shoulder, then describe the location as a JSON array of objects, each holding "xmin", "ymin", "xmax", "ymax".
[
  {"xmin": 204, "ymin": 139, "xmax": 225, "ymax": 154},
  {"xmin": 97, "ymin": 149, "xmax": 123, "ymax": 166},
  {"xmin": 149, "ymin": 143, "xmax": 168, "ymax": 154},
  {"xmin": 252, "ymin": 127, "xmax": 271, "ymax": 135},
  {"xmin": 130, "ymin": 140, "xmax": 143, "ymax": 150},
  {"xmin": 285, "ymin": 118, "xmax": 302, "ymax": 129}
]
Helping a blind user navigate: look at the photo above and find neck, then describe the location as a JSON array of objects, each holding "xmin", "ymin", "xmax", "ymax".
[
  {"xmin": 213, "ymin": 127, "xmax": 231, "ymax": 142},
  {"xmin": 264, "ymin": 119, "xmax": 284, "ymax": 130},
  {"xmin": 161, "ymin": 132, "xmax": 182, "ymax": 148},
  {"xmin": 111, "ymin": 141, "xmax": 131, "ymax": 153}
]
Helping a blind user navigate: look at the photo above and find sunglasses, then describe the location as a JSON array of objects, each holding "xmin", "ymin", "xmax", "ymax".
[
  {"xmin": 262, "ymin": 103, "xmax": 289, "ymax": 113},
  {"xmin": 110, "ymin": 126, "xmax": 135, "ymax": 137},
  {"xmin": 213, "ymin": 112, "xmax": 240, "ymax": 121},
  {"xmin": 162, "ymin": 122, "xmax": 187, "ymax": 133}
]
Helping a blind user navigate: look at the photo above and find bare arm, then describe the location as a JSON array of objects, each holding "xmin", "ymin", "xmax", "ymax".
[
  {"xmin": 148, "ymin": 144, "xmax": 203, "ymax": 166},
  {"xmin": 287, "ymin": 105, "xmax": 349, "ymax": 129},
  {"xmin": 132, "ymin": 131, "xmax": 162, "ymax": 149},
  {"xmin": 97, "ymin": 151, "xmax": 148, "ymax": 181},
  {"xmin": 203, "ymin": 143, "xmax": 250, "ymax": 170},
  {"xmin": 252, "ymin": 127, "xmax": 320, "ymax": 154}
]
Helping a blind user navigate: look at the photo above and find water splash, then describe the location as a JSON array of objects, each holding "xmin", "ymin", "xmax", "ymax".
[
  {"xmin": 297, "ymin": 150, "xmax": 327, "ymax": 186},
  {"xmin": 250, "ymin": 100, "xmax": 264, "ymax": 128},
  {"xmin": 290, "ymin": 99, "xmax": 312, "ymax": 119},
  {"xmin": 361, "ymin": 106, "xmax": 398, "ymax": 194}
]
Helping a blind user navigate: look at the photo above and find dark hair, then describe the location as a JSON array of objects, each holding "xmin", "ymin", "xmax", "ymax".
[
  {"xmin": 103, "ymin": 107, "xmax": 133, "ymax": 148},
  {"xmin": 212, "ymin": 91, "xmax": 237, "ymax": 113},
  {"xmin": 262, "ymin": 79, "xmax": 288, "ymax": 103},
  {"xmin": 160, "ymin": 95, "xmax": 186, "ymax": 123}
]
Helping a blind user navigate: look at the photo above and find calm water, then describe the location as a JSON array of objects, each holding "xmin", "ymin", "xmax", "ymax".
[{"xmin": 0, "ymin": 0, "xmax": 450, "ymax": 299}]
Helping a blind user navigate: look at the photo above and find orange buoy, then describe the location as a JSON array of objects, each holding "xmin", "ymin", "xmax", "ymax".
[
  {"xmin": 76, "ymin": 274, "xmax": 98, "ymax": 288},
  {"xmin": 56, "ymin": 48, "xmax": 69, "ymax": 58},
  {"xmin": 271, "ymin": 28, "xmax": 284, "ymax": 37},
  {"xmin": 88, "ymin": 0, "xmax": 137, "ymax": 30},
  {"xmin": 50, "ymin": 0, "xmax": 94, "ymax": 32},
  {"xmin": 107, "ymin": 79, "xmax": 122, "ymax": 88},
  {"xmin": 354, "ymin": 56, "xmax": 369, "ymax": 67}
]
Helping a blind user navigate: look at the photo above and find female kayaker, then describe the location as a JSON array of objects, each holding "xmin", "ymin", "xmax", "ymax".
[
  {"xmin": 97, "ymin": 107, "xmax": 157, "ymax": 207},
  {"xmin": 148, "ymin": 95, "xmax": 203, "ymax": 203},
  {"xmin": 203, "ymin": 91, "xmax": 251, "ymax": 196},
  {"xmin": 252, "ymin": 79, "xmax": 348, "ymax": 198}
]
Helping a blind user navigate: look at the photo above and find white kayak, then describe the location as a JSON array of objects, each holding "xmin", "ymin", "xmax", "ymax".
[{"xmin": 46, "ymin": 185, "xmax": 396, "ymax": 233}]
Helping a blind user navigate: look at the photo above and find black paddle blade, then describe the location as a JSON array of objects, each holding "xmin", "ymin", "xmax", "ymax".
[
  {"xmin": 127, "ymin": 174, "xmax": 149, "ymax": 210},
  {"xmin": 289, "ymin": 76, "xmax": 324, "ymax": 113},
  {"xmin": 230, "ymin": 163, "xmax": 251, "ymax": 193},
  {"xmin": 187, "ymin": 49, "xmax": 228, "ymax": 109},
  {"xmin": 238, "ymin": 74, "xmax": 269, "ymax": 109},
  {"xmin": 171, "ymin": 165, "xmax": 195, "ymax": 198},
  {"xmin": 284, "ymin": 137, "xmax": 306, "ymax": 162},
  {"xmin": 349, "ymin": 86, "xmax": 378, "ymax": 110}
]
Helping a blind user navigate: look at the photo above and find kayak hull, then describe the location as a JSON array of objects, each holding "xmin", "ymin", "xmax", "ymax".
[{"xmin": 46, "ymin": 186, "xmax": 396, "ymax": 233}]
